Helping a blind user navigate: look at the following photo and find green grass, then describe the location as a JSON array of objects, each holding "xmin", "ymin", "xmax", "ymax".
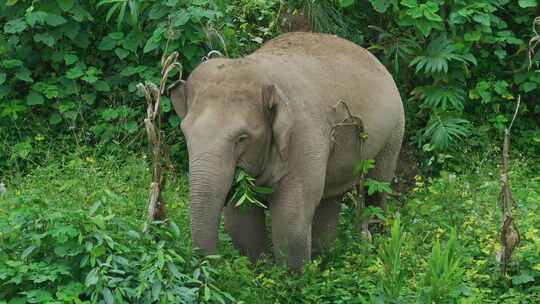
[{"xmin": 1, "ymin": 149, "xmax": 539, "ymax": 303}]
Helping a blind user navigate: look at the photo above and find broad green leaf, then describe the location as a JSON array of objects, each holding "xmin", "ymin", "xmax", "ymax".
[
  {"xmin": 173, "ymin": 10, "xmax": 190, "ymax": 26},
  {"xmin": 82, "ymin": 74, "xmax": 98, "ymax": 84},
  {"xmin": 151, "ymin": 281, "xmax": 162, "ymax": 300},
  {"xmin": 169, "ymin": 221, "xmax": 181, "ymax": 238},
  {"xmin": 98, "ymin": 36, "xmax": 117, "ymax": 51},
  {"xmin": 0, "ymin": 73, "xmax": 5, "ymax": 85},
  {"xmin": 192, "ymin": 0, "xmax": 209, "ymax": 5},
  {"xmin": 21, "ymin": 245, "xmax": 37, "ymax": 259},
  {"xmin": 49, "ymin": 112, "xmax": 62, "ymax": 124},
  {"xmin": 161, "ymin": 96, "xmax": 172, "ymax": 112},
  {"xmin": 60, "ymin": 78, "xmax": 81, "ymax": 95},
  {"xmin": 401, "ymin": 0, "xmax": 417, "ymax": 8},
  {"xmin": 15, "ymin": 68, "xmax": 33, "ymax": 82},
  {"xmin": 353, "ymin": 159, "xmax": 376, "ymax": 175},
  {"xmin": 57, "ymin": 0, "xmax": 74, "ymax": 11},
  {"xmin": 114, "ymin": 48, "xmax": 130, "ymax": 59},
  {"xmin": 234, "ymin": 194, "xmax": 248, "ymax": 207},
  {"xmin": 2, "ymin": 59, "xmax": 23, "ymax": 69},
  {"xmin": 85, "ymin": 268, "xmax": 99, "ymax": 287},
  {"xmin": 94, "ymin": 81, "xmax": 111, "ymax": 92},
  {"xmin": 4, "ymin": 18, "xmax": 27, "ymax": 33},
  {"xmin": 369, "ymin": 0, "xmax": 393, "ymax": 13},
  {"xmin": 123, "ymin": 30, "xmax": 144, "ymax": 52},
  {"xmin": 120, "ymin": 66, "xmax": 144, "ymax": 76},
  {"xmin": 149, "ymin": 5, "xmax": 169, "ymax": 20},
  {"xmin": 143, "ymin": 35, "xmax": 161, "ymax": 53},
  {"xmin": 62, "ymin": 21, "xmax": 81, "ymax": 40},
  {"xmin": 423, "ymin": 8, "xmax": 442, "ymax": 22},
  {"xmin": 521, "ymin": 82, "xmax": 538, "ymax": 93},
  {"xmin": 26, "ymin": 91, "xmax": 44, "ymax": 105},
  {"xmin": 169, "ymin": 115, "xmax": 180, "ymax": 127},
  {"xmin": 102, "ymin": 288, "xmax": 114, "ymax": 304},
  {"xmin": 56, "ymin": 282, "xmax": 84, "ymax": 300},
  {"xmin": 254, "ymin": 186, "xmax": 273, "ymax": 194},
  {"xmin": 89, "ymin": 201, "xmax": 101, "ymax": 216},
  {"xmin": 472, "ymin": 14, "xmax": 490, "ymax": 26},
  {"xmin": 66, "ymin": 66, "xmax": 84, "ymax": 79},
  {"xmin": 108, "ymin": 31, "xmax": 124, "ymax": 40},
  {"xmin": 494, "ymin": 49, "xmax": 506, "ymax": 59},
  {"xmin": 45, "ymin": 14, "xmax": 67, "ymax": 26},
  {"xmin": 204, "ymin": 285, "xmax": 211, "ymax": 301},
  {"xmin": 518, "ymin": 0, "xmax": 537, "ymax": 7},
  {"xmin": 64, "ymin": 54, "xmax": 78, "ymax": 65},
  {"xmin": 123, "ymin": 121, "xmax": 138, "ymax": 134},
  {"xmin": 25, "ymin": 11, "xmax": 48, "ymax": 26},
  {"xmin": 22, "ymin": 290, "xmax": 53, "ymax": 303},
  {"xmin": 101, "ymin": 108, "xmax": 118, "ymax": 121},
  {"xmin": 33, "ymin": 33, "xmax": 55, "ymax": 47},
  {"xmin": 464, "ymin": 31, "xmax": 481, "ymax": 42},
  {"xmin": 339, "ymin": 0, "xmax": 354, "ymax": 8},
  {"xmin": 511, "ymin": 273, "xmax": 535, "ymax": 285}
]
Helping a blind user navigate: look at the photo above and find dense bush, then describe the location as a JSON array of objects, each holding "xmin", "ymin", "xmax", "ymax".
[
  {"xmin": 0, "ymin": 156, "xmax": 235, "ymax": 303},
  {"xmin": 0, "ymin": 0, "xmax": 279, "ymax": 172},
  {"xmin": 1, "ymin": 152, "xmax": 539, "ymax": 303},
  {"xmin": 1, "ymin": 0, "xmax": 538, "ymax": 173}
]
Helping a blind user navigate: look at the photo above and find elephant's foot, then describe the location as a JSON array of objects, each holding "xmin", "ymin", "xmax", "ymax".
[
  {"xmin": 223, "ymin": 205, "xmax": 267, "ymax": 263},
  {"xmin": 312, "ymin": 199, "xmax": 341, "ymax": 255}
]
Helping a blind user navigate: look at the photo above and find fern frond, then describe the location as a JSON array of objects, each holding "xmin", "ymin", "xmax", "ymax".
[
  {"xmin": 412, "ymin": 84, "xmax": 466, "ymax": 111},
  {"xmin": 423, "ymin": 112, "xmax": 470, "ymax": 149},
  {"xmin": 410, "ymin": 35, "xmax": 476, "ymax": 74}
]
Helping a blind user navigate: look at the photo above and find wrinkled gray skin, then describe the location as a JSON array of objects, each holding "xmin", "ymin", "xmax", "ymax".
[{"xmin": 170, "ymin": 32, "xmax": 404, "ymax": 272}]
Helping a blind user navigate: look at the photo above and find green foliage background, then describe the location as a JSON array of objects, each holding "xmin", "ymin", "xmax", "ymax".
[
  {"xmin": 1, "ymin": 152, "xmax": 539, "ymax": 303},
  {"xmin": 0, "ymin": 0, "xmax": 277, "ymax": 172},
  {"xmin": 0, "ymin": 0, "xmax": 538, "ymax": 173}
]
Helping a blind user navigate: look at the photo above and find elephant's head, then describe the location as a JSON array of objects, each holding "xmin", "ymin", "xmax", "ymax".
[{"xmin": 169, "ymin": 59, "xmax": 293, "ymax": 255}]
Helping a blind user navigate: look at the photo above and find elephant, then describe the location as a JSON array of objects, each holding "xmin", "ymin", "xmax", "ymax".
[{"xmin": 169, "ymin": 32, "xmax": 404, "ymax": 271}]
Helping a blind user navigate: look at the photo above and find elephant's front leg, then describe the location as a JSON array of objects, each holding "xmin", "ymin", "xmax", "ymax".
[
  {"xmin": 270, "ymin": 183, "xmax": 320, "ymax": 272},
  {"xmin": 224, "ymin": 204, "xmax": 267, "ymax": 262}
]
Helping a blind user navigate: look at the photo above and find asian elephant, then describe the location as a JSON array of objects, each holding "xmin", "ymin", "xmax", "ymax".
[{"xmin": 169, "ymin": 32, "xmax": 404, "ymax": 271}]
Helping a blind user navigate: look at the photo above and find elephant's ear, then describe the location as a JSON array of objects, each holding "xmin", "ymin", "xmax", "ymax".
[
  {"xmin": 263, "ymin": 84, "xmax": 294, "ymax": 160},
  {"xmin": 168, "ymin": 80, "xmax": 187, "ymax": 118}
]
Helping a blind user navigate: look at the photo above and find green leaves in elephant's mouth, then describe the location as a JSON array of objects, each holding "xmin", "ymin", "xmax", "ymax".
[{"xmin": 226, "ymin": 169, "xmax": 272, "ymax": 210}]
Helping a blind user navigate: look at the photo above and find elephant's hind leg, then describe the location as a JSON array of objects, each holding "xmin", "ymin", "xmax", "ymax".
[
  {"xmin": 312, "ymin": 198, "xmax": 341, "ymax": 256},
  {"xmin": 224, "ymin": 205, "xmax": 267, "ymax": 263},
  {"xmin": 366, "ymin": 123, "xmax": 403, "ymax": 210}
]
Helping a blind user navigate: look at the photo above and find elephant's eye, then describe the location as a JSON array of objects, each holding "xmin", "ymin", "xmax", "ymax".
[{"xmin": 237, "ymin": 134, "xmax": 249, "ymax": 144}]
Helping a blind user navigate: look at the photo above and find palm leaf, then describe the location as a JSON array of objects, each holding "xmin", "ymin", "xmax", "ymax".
[
  {"xmin": 423, "ymin": 113, "xmax": 470, "ymax": 149},
  {"xmin": 410, "ymin": 35, "xmax": 476, "ymax": 74}
]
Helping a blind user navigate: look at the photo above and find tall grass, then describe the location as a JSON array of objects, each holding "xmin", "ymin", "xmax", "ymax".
[
  {"xmin": 419, "ymin": 228, "xmax": 463, "ymax": 303},
  {"xmin": 379, "ymin": 215, "xmax": 405, "ymax": 302}
]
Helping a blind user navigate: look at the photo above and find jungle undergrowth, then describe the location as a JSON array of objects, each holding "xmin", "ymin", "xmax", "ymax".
[{"xmin": 1, "ymin": 147, "xmax": 539, "ymax": 303}]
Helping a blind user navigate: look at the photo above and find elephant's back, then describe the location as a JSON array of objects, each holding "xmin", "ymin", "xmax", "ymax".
[
  {"xmin": 255, "ymin": 32, "xmax": 390, "ymax": 78},
  {"xmin": 253, "ymin": 32, "xmax": 400, "ymax": 111},
  {"xmin": 253, "ymin": 32, "xmax": 403, "ymax": 151}
]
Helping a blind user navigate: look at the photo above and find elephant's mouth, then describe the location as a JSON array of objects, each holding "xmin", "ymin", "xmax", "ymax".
[{"xmin": 237, "ymin": 158, "xmax": 261, "ymax": 179}]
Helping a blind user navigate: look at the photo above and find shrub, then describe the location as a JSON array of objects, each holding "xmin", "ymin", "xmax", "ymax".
[
  {"xmin": 378, "ymin": 215, "xmax": 405, "ymax": 302},
  {"xmin": 0, "ymin": 156, "xmax": 234, "ymax": 303},
  {"xmin": 0, "ymin": 0, "xmax": 280, "ymax": 173},
  {"xmin": 418, "ymin": 228, "xmax": 463, "ymax": 303}
]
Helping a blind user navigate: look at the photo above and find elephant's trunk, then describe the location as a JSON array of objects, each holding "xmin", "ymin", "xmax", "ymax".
[{"xmin": 188, "ymin": 151, "xmax": 235, "ymax": 255}]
